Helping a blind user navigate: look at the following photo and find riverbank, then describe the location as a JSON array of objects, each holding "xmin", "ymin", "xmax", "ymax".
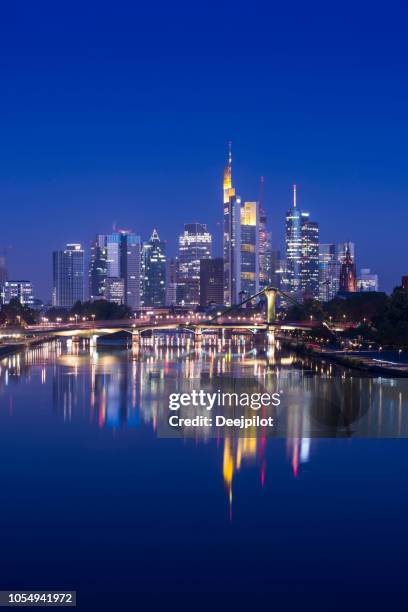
[
  {"xmin": 0, "ymin": 335, "xmax": 54, "ymax": 358},
  {"xmin": 281, "ymin": 338, "xmax": 408, "ymax": 377}
]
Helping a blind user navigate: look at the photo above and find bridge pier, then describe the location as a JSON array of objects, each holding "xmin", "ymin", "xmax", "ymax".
[
  {"xmin": 264, "ymin": 287, "xmax": 277, "ymax": 325},
  {"xmin": 132, "ymin": 330, "xmax": 140, "ymax": 345},
  {"xmin": 194, "ymin": 328, "xmax": 203, "ymax": 346}
]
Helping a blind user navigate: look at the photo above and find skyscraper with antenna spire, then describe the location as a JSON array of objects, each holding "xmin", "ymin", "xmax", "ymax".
[
  {"xmin": 258, "ymin": 176, "xmax": 272, "ymax": 288},
  {"xmin": 223, "ymin": 143, "xmax": 259, "ymax": 305},
  {"xmin": 285, "ymin": 184, "xmax": 319, "ymax": 300}
]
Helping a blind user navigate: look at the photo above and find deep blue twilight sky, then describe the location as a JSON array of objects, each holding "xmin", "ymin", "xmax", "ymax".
[{"xmin": 1, "ymin": 1, "xmax": 407, "ymax": 300}]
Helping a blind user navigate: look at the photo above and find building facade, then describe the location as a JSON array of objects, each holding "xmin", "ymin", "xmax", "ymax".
[
  {"xmin": 319, "ymin": 244, "xmax": 340, "ymax": 302},
  {"xmin": 142, "ymin": 229, "xmax": 166, "ymax": 307},
  {"xmin": 357, "ymin": 268, "xmax": 379, "ymax": 292},
  {"xmin": 88, "ymin": 230, "xmax": 141, "ymax": 309},
  {"xmin": 2, "ymin": 280, "xmax": 34, "ymax": 307},
  {"xmin": 177, "ymin": 223, "xmax": 212, "ymax": 306},
  {"xmin": 223, "ymin": 147, "xmax": 259, "ymax": 305},
  {"xmin": 105, "ymin": 277, "xmax": 125, "ymax": 304},
  {"xmin": 52, "ymin": 243, "xmax": 84, "ymax": 308},
  {"xmin": 285, "ymin": 185, "xmax": 319, "ymax": 300},
  {"xmin": 89, "ymin": 235, "xmax": 108, "ymax": 300},
  {"xmin": 200, "ymin": 258, "xmax": 224, "ymax": 307}
]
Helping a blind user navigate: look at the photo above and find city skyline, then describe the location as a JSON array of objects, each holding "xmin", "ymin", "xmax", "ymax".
[
  {"xmin": 1, "ymin": 4, "xmax": 408, "ymax": 297},
  {"xmin": 1, "ymin": 149, "xmax": 384, "ymax": 306}
]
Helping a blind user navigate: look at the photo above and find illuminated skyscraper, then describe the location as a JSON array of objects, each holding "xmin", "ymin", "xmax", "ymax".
[
  {"xmin": 223, "ymin": 145, "xmax": 259, "ymax": 305},
  {"xmin": 166, "ymin": 257, "xmax": 178, "ymax": 306},
  {"xmin": 89, "ymin": 235, "xmax": 108, "ymax": 300},
  {"xmin": 52, "ymin": 243, "xmax": 84, "ymax": 308},
  {"xmin": 319, "ymin": 244, "xmax": 340, "ymax": 302},
  {"xmin": 89, "ymin": 230, "xmax": 141, "ymax": 309},
  {"xmin": 0, "ymin": 256, "xmax": 7, "ymax": 289},
  {"xmin": 258, "ymin": 176, "xmax": 272, "ymax": 288},
  {"xmin": 177, "ymin": 223, "xmax": 212, "ymax": 305},
  {"xmin": 285, "ymin": 185, "xmax": 303, "ymax": 296},
  {"xmin": 301, "ymin": 219, "xmax": 319, "ymax": 299},
  {"xmin": 142, "ymin": 229, "xmax": 166, "ymax": 307},
  {"xmin": 285, "ymin": 185, "xmax": 319, "ymax": 300}
]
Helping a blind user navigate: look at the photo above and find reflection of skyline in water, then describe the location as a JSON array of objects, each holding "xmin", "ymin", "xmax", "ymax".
[{"xmin": 1, "ymin": 337, "xmax": 408, "ymax": 511}]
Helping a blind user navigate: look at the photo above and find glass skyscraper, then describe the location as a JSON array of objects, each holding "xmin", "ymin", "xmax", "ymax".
[
  {"xmin": 177, "ymin": 223, "xmax": 212, "ymax": 306},
  {"xmin": 88, "ymin": 230, "xmax": 141, "ymax": 309},
  {"xmin": 223, "ymin": 146, "xmax": 259, "ymax": 305},
  {"xmin": 319, "ymin": 243, "xmax": 340, "ymax": 302},
  {"xmin": 52, "ymin": 243, "xmax": 84, "ymax": 308},
  {"xmin": 142, "ymin": 229, "xmax": 166, "ymax": 307},
  {"xmin": 285, "ymin": 185, "xmax": 319, "ymax": 301}
]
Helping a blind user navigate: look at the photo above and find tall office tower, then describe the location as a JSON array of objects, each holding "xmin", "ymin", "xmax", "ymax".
[
  {"xmin": 90, "ymin": 230, "xmax": 141, "ymax": 309},
  {"xmin": 52, "ymin": 243, "xmax": 84, "ymax": 308},
  {"xmin": 3, "ymin": 280, "xmax": 34, "ymax": 307},
  {"xmin": 285, "ymin": 185, "xmax": 319, "ymax": 300},
  {"xmin": 166, "ymin": 257, "xmax": 178, "ymax": 306},
  {"xmin": 200, "ymin": 258, "xmax": 224, "ymax": 307},
  {"xmin": 301, "ymin": 219, "xmax": 319, "ymax": 299},
  {"xmin": 285, "ymin": 185, "xmax": 303, "ymax": 297},
  {"xmin": 142, "ymin": 229, "xmax": 166, "ymax": 307},
  {"xmin": 258, "ymin": 176, "xmax": 272, "ymax": 288},
  {"xmin": 267, "ymin": 249, "xmax": 281, "ymax": 289},
  {"xmin": 357, "ymin": 268, "xmax": 379, "ymax": 292},
  {"xmin": 240, "ymin": 201, "xmax": 259, "ymax": 299},
  {"xmin": 319, "ymin": 244, "xmax": 340, "ymax": 302},
  {"xmin": 0, "ymin": 256, "xmax": 7, "ymax": 288},
  {"xmin": 339, "ymin": 247, "xmax": 357, "ymax": 292},
  {"xmin": 89, "ymin": 235, "xmax": 108, "ymax": 300},
  {"xmin": 338, "ymin": 241, "xmax": 355, "ymax": 264},
  {"xmin": 223, "ymin": 146, "xmax": 259, "ymax": 305},
  {"xmin": 177, "ymin": 223, "xmax": 212, "ymax": 306},
  {"xmin": 120, "ymin": 231, "xmax": 141, "ymax": 309}
]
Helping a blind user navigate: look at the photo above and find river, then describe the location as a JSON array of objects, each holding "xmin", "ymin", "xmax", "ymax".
[{"xmin": 0, "ymin": 337, "xmax": 407, "ymax": 604}]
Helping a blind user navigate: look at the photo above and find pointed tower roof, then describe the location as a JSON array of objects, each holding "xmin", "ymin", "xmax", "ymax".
[{"xmin": 150, "ymin": 228, "xmax": 160, "ymax": 241}]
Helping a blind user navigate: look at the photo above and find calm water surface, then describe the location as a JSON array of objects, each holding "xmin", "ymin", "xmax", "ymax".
[{"xmin": 0, "ymin": 338, "xmax": 407, "ymax": 606}]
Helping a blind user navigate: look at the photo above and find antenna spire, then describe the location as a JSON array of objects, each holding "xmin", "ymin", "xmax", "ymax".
[{"xmin": 293, "ymin": 184, "xmax": 297, "ymax": 208}]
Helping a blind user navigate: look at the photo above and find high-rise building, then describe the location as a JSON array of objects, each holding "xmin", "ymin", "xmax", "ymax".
[
  {"xmin": 258, "ymin": 176, "xmax": 273, "ymax": 289},
  {"xmin": 89, "ymin": 235, "xmax": 108, "ymax": 300},
  {"xmin": 301, "ymin": 219, "xmax": 319, "ymax": 299},
  {"xmin": 52, "ymin": 244, "xmax": 84, "ymax": 308},
  {"xmin": 285, "ymin": 185, "xmax": 319, "ymax": 300},
  {"xmin": 166, "ymin": 257, "xmax": 178, "ymax": 306},
  {"xmin": 121, "ymin": 231, "xmax": 141, "ymax": 309},
  {"xmin": 339, "ymin": 247, "xmax": 357, "ymax": 292},
  {"xmin": 402, "ymin": 276, "xmax": 408, "ymax": 290},
  {"xmin": 88, "ymin": 230, "xmax": 141, "ymax": 309},
  {"xmin": 2, "ymin": 280, "xmax": 34, "ymax": 307},
  {"xmin": 177, "ymin": 223, "xmax": 212, "ymax": 306},
  {"xmin": 142, "ymin": 229, "xmax": 166, "ymax": 307},
  {"xmin": 319, "ymin": 244, "xmax": 340, "ymax": 302},
  {"xmin": 200, "ymin": 258, "xmax": 224, "ymax": 307},
  {"xmin": 223, "ymin": 146, "xmax": 259, "ymax": 305},
  {"xmin": 0, "ymin": 256, "xmax": 7, "ymax": 290},
  {"xmin": 357, "ymin": 268, "xmax": 379, "ymax": 292}
]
